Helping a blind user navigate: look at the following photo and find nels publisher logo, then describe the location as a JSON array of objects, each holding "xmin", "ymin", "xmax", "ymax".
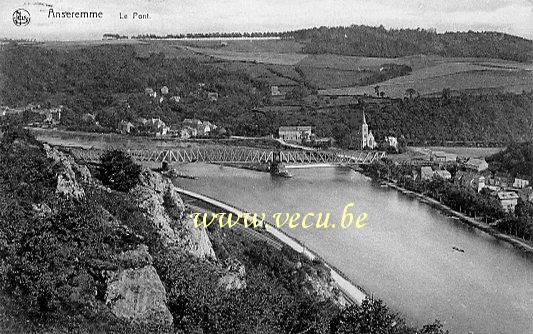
[{"xmin": 13, "ymin": 9, "xmax": 31, "ymax": 26}]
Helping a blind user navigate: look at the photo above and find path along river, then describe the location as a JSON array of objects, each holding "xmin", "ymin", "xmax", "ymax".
[{"xmin": 173, "ymin": 163, "xmax": 533, "ymax": 334}]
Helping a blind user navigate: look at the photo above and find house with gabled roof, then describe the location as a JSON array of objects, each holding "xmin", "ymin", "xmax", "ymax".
[{"xmin": 464, "ymin": 158, "xmax": 488, "ymax": 172}]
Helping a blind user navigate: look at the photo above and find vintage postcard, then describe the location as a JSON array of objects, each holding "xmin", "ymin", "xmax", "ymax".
[{"xmin": 0, "ymin": 1, "xmax": 532, "ymax": 333}]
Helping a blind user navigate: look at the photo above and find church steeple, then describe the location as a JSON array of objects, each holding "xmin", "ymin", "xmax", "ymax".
[{"xmin": 361, "ymin": 110, "xmax": 369, "ymax": 149}]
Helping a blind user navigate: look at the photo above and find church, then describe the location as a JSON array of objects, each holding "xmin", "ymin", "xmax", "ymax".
[{"xmin": 361, "ymin": 111, "xmax": 376, "ymax": 150}]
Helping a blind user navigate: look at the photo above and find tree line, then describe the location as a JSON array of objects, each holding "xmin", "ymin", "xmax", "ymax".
[{"xmin": 284, "ymin": 25, "xmax": 533, "ymax": 62}]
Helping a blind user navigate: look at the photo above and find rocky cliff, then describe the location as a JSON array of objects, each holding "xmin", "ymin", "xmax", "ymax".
[
  {"xmin": 130, "ymin": 169, "xmax": 216, "ymax": 260},
  {"xmin": 18, "ymin": 143, "xmax": 348, "ymax": 331},
  {"xmin": 39, "ymin": 146, "xmax": 176, "ymax": 328}
]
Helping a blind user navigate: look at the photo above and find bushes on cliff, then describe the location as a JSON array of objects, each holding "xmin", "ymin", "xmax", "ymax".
[
  {"xmin": 0, "ymin": 134, "xmax": 139, "ymax": 316},
  {"xmin": 98, "ymin": 150, "xmax": 141, "ymax": 192},
  {"xmin": 329, "ymin": 298, "xmax": 449, "ymax": 334},
  {"xmin": 0, "ymin": 127, "xmax": 57, "ymax": 204},
  {"xmin": 0, "ymin": 198, "xmax": 117, "ymax": 312}
]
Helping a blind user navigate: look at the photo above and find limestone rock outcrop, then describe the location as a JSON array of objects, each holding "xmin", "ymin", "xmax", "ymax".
[
  {"xmin": 301, "ymin": 265, "xmax": 347, "ymax": 307},
  {"xmin": 130, "ymin": 169, "xmax": 216, "ymax": 260},
  {"xmin": 43, "ymin": 144, "xmax": 90, "ymax": 199},
  {"xmin": 105, "ymin": 265, "xmax": 173, "ymax": 328},
  {"xmin": 104, "ymin": 244, "xmax": 173, "ymax": 328},
  {"xmin": 218, "ymin": 258, "xmax": 247, "ymax": 291}
]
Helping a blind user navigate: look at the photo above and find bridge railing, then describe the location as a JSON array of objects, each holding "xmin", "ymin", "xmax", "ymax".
[{"xmin": 66, "ymin": 146, "xmax": 385, "ymax": 165}]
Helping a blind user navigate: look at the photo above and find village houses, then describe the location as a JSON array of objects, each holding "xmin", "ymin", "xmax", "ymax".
[
  {"xmin": 181, "ymin": 119, "xmax": 218, "ymax": 137},
  {"xmin": 490, "ymin": 172, "xmax": 513, "ymax": 188}
]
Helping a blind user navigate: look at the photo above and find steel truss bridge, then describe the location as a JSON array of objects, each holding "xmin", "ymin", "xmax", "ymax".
[{"xmin": 68, "ymin": 146, "xmax": 385, "ymax": 167}]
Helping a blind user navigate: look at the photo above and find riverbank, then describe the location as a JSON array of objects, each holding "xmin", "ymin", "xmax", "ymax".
[
  {"xmin": 384, "ymin": 181, "xmax": 533, "ymax": 254},
  {"xmin": 173, "ymin": 185, "xmax": 368, "ymax": 305}
]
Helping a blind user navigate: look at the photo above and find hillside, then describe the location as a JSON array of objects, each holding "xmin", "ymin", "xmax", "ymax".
[
  {"xmin": 0, "ymin": 128, "xmax": 449, "ymax": 333},
  {"xmin": 1, "ymin": 43, "xmax": 532, "ymax": 147},
  {"xmin": 486, "ymin": 142, "xmax": 533, "ymax": 179},
  {"xmin": 248, "ymin": 92, "xmax": 533, "ymax": 148},
  {"xmin": 285, "ymin": 25, "xmax": 533, "ymax": 62},
  {"xmin": 0, "ymin": 128, "xmax": 339, "ymax": 333},
  {"xmin": 173, "ymin": 41, "xmax": 533, "ymax": 97}
]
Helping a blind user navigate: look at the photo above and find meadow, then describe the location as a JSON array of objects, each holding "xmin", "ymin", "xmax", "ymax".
[
  {"xmin": 30, "ymin": 39, "xmax": 532, "ymax": 98},
  {"xmin": 319, "ymin": 66, "xmax": 533, "ymax": 98},
  {"xmin": 410, "ymin": 146, "xmax": 505, "ymax": 159},
  {"xmin": 168, "ymin": 40, "xmax": 533, "ymax": 96}
]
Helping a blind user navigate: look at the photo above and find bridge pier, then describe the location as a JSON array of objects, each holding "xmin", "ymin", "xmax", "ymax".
[{"xmin": 270, "ymin": 151, "xmax": 291, "ymax": 177}]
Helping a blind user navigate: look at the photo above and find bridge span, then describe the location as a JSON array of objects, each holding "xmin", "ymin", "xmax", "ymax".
[{"xmin": 67, "ymin": 145, "xmax": 385, "ymax": 167}]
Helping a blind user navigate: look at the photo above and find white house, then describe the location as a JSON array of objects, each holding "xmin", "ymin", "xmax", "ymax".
[
  {"xmin": 119, "ymin": 120, "xmax": 135, "ymax": 134},
  {"xmin": 145, "ymin": 87, "xmax": 157, "ymax": 98},
  {"xmin": 279, "ymin": 126, "xmax": 313, "ymax": 143},
  {"xmin": 384, "ymin": 136, "xmax": 398, "ymax": 150},
  {"xmin": 465, "ymin": 158, "xmax": 489, "ymax": 172},
  {"xmin": 207, "ymin": 92, "xmax": 219, "ymax": 102},
  {"xmin": 513, "ymin": 175, "xmax": 530, "ymax": 189},
  {"xmin": 271, "ymin": 86, "xmax": 282, "ymax": 96}
]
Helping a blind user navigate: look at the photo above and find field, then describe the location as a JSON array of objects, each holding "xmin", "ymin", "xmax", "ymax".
[
  {"xmin": 184, "ymin": 46, "xmax": 307, "ymax": 65},
  {"xmin": 321, "ymin": 70, "xmax": 533, "ymax": 98},
  {"xmin": 168, "ymin": 40, "xmax": 533, "ymax": 96},
  {"xmin": 410, "ymin": 146, "xmax": 505, "ymax": 159},
  {"xmin": 176, "ymin": 39, "xmax": 304, "ymax": 53},
  {"xmin": 25, "ymin": 38, "xmax": 533, "ymax": 99}
]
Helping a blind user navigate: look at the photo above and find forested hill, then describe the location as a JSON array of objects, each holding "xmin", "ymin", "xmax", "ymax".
[
  {"xmin": 284, "ymin": 25, "xmax": 533, "ymax": 62},
  {"xmin": 486, "ymin": 142, "xmax": 533, "ymax": 179}
]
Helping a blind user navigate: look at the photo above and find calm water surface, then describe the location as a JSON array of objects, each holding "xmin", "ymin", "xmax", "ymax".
[{"xmin": 174, "ymin": 164, "xmax": 533, "ymax": 334}]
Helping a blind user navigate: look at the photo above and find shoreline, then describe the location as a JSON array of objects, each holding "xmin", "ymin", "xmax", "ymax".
[
  {"xmin": 174, "ymin": 186, "xmax": 368, "ymax": 306},
  {"xmin": 383, "ymin": 181, "xmax": 533, "ymax": 255}
]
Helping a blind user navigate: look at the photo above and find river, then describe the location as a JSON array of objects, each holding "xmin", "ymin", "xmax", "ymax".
[{"xmin": 173, "ymin": 163, "xmax": 533, "ymax": 334}]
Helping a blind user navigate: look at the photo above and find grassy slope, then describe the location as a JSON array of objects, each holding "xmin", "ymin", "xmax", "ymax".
[
  {"xmin": 33, "ymin": 39, "xmax": 533, "ymax": 97},
  {"xmin": 177, "ymin": 41, "xmax": 533, "ymax": 95}
]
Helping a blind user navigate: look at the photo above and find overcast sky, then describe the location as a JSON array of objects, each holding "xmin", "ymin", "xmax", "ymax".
[{"xmin": 1, "ymin": 0, "xmax": 532, "ymax": 40}]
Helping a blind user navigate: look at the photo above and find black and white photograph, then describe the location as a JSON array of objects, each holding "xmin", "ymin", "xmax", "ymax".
[{"xmin": 0, "ymin": 1, "xmax": 532, "ymax": 333}]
